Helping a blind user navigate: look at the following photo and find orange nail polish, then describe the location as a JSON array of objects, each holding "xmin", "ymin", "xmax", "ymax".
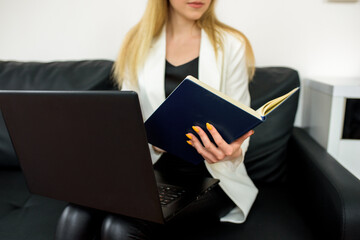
[
  {"xmin": 206, "ymin": 123, "xmax": 212, "ymax": 131},
  {"xmin": 192, "ymin": 126, "xmax": 199, "ymax": 133},
  {"xmin": 186, "ymin": 134, "xmax": 192, "ymax": 139},
  {"xmin": 187, "ymin": 140, "xmax": 193, "ymax": 146}
]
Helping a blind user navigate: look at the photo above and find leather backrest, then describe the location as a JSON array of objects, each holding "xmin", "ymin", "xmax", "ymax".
[
  {"xmin": 0, "ymin": 60, "xmax": 116, "ymax": 168},
  {"xmin": 245, "ymin": 67, "xmax": 300, "ymax": 183}
]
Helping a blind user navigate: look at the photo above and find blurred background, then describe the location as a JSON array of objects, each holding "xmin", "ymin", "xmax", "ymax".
[{"xmin": 0, "ymin": 0, "xmax": 359, "ymax": 127}]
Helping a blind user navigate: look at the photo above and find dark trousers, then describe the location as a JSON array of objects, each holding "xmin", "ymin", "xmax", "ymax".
[{"xmin": 55, "ymin": 154, "xmax": 235, "ymax": 240}]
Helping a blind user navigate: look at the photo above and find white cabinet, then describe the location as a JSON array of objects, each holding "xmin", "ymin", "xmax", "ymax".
[{"xmin": 304, "ymin": 77, "xmax": 360, "ymax": 179}]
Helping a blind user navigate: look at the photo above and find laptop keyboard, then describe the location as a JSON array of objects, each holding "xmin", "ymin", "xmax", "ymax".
[{"xmin": 158, "ymin": 184, "xmax": 186, "ymax": 206}]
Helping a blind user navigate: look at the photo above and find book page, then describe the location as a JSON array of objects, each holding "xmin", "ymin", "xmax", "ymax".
[{"xmin": 256, "ymin": 87, "xmax": 299, "ymax": 116}]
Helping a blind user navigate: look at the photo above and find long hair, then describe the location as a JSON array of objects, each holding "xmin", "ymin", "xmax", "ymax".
[{"xmin": 113, "ymin": 0, "xmax": 255, "ymax": 88}]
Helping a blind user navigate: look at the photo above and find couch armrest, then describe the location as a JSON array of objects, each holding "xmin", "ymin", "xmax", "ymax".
[{"xmin": 288, "ymin": 127, "xmax": 360, "ymax": 240}]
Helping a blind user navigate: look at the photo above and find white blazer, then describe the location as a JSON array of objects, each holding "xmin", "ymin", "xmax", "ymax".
[{"xmin": 122, "ymin": 27, "xmax": 258, "ymax": 223}]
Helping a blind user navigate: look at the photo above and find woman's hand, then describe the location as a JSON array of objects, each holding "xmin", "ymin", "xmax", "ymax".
[
  {"xmin": 152, "ymin": 145, "xmax": 166, "ymax": 154},
  {"xmin": 186, "ymin": 123, "xmax": 254, "ymax": 164}
]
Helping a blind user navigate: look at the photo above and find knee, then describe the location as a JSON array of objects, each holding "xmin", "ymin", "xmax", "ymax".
[
  {"xmin": 101, "ymin": 215, "xmax": 130, "ymax": 240},
  {"xmin": 55, "ymin": 204, "xmax": 102, "ymax": 240},
  {"xmin": 101, "ymin": 215, "xmax": 155, "ymax": 240}
]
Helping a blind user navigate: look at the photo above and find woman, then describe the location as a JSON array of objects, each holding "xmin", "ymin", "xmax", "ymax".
[{"xmin": 56, "ymin": 0, "xmax": 258, "ymax": 239}]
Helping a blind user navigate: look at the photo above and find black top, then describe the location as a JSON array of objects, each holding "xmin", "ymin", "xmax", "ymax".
[
  {"xmin": 164, "ymin": 57, "xmax": 199, "ymax": 98},
  {"xmin": 157, "ymin": 57, "xmax": 209, "ymax": 177}
]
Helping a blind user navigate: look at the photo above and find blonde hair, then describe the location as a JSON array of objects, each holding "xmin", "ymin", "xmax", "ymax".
[{"xmin": 113, "ymin": 0, "xmax": 255, "ymax": 88}]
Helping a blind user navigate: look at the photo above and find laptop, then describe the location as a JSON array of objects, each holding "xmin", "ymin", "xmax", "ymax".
[{"xmin": 0, "ymin": 90, "xmax": 220, "ymax": 224}]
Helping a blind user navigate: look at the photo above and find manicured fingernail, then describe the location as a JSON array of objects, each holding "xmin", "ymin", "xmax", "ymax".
[
  {"xmin": 206, "ymin": 123, "xmax": 212, "ymax": 131},
  {"xmin": 192, "ymin": 126, "xmax": 199, "ymax": 133},
  {"xmin": 186, "ymin": 133, "xmax": 192, "ymax": 140},
  {"xmin": 187, "ymin": 140, "xmax": 193, "ymax": 146}
]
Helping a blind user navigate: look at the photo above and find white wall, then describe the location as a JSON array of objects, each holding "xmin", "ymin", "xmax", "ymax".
[
  {"xmin": 1, "ymin": 0, "xmax": 360, "ymax": 125},
  {"xmin": 0, "ymin": 0, "xmax": 146, "ymax": 61},
  {"xmin": 217, "ymin": 0, "xmax": 360, "ymax": 78}
]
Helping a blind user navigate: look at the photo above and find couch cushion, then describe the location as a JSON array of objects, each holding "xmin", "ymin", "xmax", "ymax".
[
  {"xmin": 245, "ymin": 67, "xmax": 300, "ymax": 183},
  {"xmin": 0, "ymin": 60, "xmax": 115, "ymax": 91},
  {"xmin": 0, "ymin": 60, "xmax": 116, "ymax": 168},
  {"xmin": 0, "ymin": 169, "xmax": 67, "ymax": 240}
]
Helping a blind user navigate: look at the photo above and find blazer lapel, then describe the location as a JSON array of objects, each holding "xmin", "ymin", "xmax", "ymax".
[
  {"xmin": 140, "ymin": 27, "xmax": 167, "ymax": 114},
  {"xmin": 199, "ymin": 29, "xmax": 221, "ymax": 90}
]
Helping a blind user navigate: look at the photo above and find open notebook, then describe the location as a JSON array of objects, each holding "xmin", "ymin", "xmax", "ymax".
[{"xmin": 145, "ymin": 75, "xmax": 299, "ymax": 164}]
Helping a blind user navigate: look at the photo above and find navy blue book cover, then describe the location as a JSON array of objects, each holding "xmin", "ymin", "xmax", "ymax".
[{"xmin": 144, "ymin": 76, "xmax": 265, "ymax": 165}]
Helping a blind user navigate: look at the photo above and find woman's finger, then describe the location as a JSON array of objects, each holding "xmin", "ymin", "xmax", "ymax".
[
  {"xmin": 191, "ymin": 126, "xmax": 225, "ymax": 161},
  {"xmin": 186, "ymin": 133, "xmax": 218, "ymax": 164},
  {"xmin": 205, "ymin": 123, "xmax": 234, "ymax": 156},
  {"xmin": 233, "ymin": 130, "xmax": 254, "ymax": 145}
]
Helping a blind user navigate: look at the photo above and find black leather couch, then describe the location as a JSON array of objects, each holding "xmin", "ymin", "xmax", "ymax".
[{"xmin": 0, "ymin": 60, "xmax": 359, "ymax": 240}]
